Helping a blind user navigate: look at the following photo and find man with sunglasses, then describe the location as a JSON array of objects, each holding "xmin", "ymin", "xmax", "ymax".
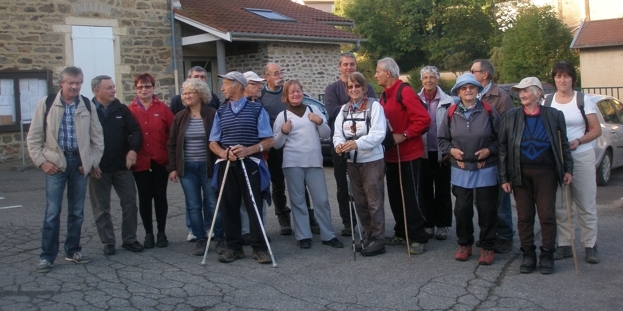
[
  {"xmin": 259, "ymin": 62, "xmax": 319, "ymax": 236},
  {"xmin": 324, "ymin": 52, "xmax": 376, "ymax": 236},
  {"xmin": 470, "ymin": 59, "xmax": 515, "ymax": 254}
]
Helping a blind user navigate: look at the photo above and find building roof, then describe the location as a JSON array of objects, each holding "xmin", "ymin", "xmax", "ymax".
[
  {"xmin": 175, "ymin": 0, "xmax": 361, "ymax": 43},
  {"xmin": 571, "ymin": 18, "xmax": 623, "ymax": 49}
]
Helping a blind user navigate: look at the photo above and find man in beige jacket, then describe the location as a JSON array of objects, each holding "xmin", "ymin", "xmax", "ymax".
[{"xmin": 27, "ymin": 66, "xmax": 104, "ymax": 273}]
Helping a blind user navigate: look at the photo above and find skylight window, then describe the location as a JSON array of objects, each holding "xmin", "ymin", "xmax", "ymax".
[{"xmin": 245, "ymin": 8, "xmax": 295, "ymax": 22}]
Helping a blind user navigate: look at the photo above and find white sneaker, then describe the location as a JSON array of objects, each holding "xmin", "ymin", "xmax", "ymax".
[{"xmin": 187, "ymin": 232, "xmax": 197, "ymax": 242}]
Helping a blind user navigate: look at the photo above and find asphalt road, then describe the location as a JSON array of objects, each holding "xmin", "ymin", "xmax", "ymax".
[{"xmin": 0, "ymin": 160, "xmax": 622, "ymax": 310}]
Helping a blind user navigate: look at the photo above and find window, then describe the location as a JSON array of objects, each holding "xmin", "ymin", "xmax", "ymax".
[
  {"xmin": 597, "ymin": 100, "xmax": 619, "ymax": 124},
  {"xmin": 245, "ymin": 8, "xmax": 295, "ymax": 22},
  {"xmin": 72, "ymin": 26, "xmax": 115, "ymax": 100},
  {"xmin": 0, "ymin": 70, "xmax": 52, "ymax": 132}
]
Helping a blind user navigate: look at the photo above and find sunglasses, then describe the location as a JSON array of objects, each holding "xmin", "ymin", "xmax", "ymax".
[
  {"xmin": 459, "ymin": 85, "xmax": 477, "ymax": 91},
  {"xmin": 347, "ymin": 84, "xmax": 362, "ymax": 90}
]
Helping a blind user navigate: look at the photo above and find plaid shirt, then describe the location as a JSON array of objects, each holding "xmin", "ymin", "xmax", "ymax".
[{"xmin": 58, "ymin": 97, "xmax": 79, "ymax": 152}]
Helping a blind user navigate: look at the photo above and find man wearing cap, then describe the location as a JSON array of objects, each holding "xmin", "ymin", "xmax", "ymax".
[
  {"xmin": 498, "ymin": 76, "xmax": 573, "ymax": 274},
  {"xmin": 209, "ymin": 71, "xmax": 274, "ymax": 264},
  {"xmin": 259, "ymin": 62, "xmax": 319, "ymax": 236},
  {"xmin": 323, "ymin": 52, "xmax": 377, "ymax": 236},
  {"xmin": 170, "ymin": 66, "xmax": 221, "ymax": 116},
  {"xmin": 470, "ymin": 59, "xmax": 515, "ymax": 254}
]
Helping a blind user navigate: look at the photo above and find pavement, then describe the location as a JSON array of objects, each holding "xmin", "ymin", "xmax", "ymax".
[{"xmin": 0, "ymin": 158, "xmax": 622, "ymax": 310}]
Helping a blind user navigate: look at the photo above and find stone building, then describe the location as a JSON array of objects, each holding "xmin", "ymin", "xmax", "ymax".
[{"xmin": 0, "ymin": 0, "xmax": 361, "ymax": 159}]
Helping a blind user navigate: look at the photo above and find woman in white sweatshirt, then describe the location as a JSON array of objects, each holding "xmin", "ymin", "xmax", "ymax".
[
  {"xmin": 333, "ymin": 72, "xmax": 387, "ymax": 257},
  {"xmin": 273, "ymin": 80, "xmax": 343, "ymax": 249}
]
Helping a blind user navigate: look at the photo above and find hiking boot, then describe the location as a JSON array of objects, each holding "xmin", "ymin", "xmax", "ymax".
[
  {"xmin": 298, "ymin": 238, "xmax": 312, "ymax": 249},
  {"xmin": 553, "ymin": 246, "xmax": 573, "ymax": 260},
  {"xmin": 322, "ymin": 238, "xmax": 344, "ymax": 248},
  {"xmin": 494, "ymin": 238, "xmax": 513, "ymax": 253},
  {"xmin": 539, "ymin": 247, "xmax": 555, "ymax": 274},
  {"xmin": 103, "ymin": 244, "xmax": 116, "ymax": 255},
  {"xmin": 121, "ymin": 241, "xmax": 144, "ymax": 253},
  {"xmin": 385, "ymin": 235, "xmax": 406, "ymax": 246},
  {"xmin": 194, "ymin": 239, "xmax": 207, "ymax": 256},
  {"xmin": 520, "ymin": 246, "xmax": 537, "ymax": 273},
  {"xmin": 279, "ymin": 216, "xmax": 293, "ymax": 236},
  {"xmin": 455, "ymin": 245, "xmax": 472, "ymax": 261},
  {"xmin": 144, "ymin": 233, "xmax": 155, "ymax": 249},
  {"xmin": 156, "ymin": 232, "xmax": 168, "ymax": 248},
  {"xmin": 215, "ymin": 238, "xmax": 227, "ymax": 255},
  {"xmin": 341, "ymin": 226, "xmax": 352, "ymax": 237},
  {"xmin": 361, "ymin": 239, "xmax": 385, "ymax": 257},
  {"xmin": 425, "ymin": 228, "xmax": 434, "ymax": 239},
  {"xmin": 309, "ymin": 210, "xmax": 320, "ymax": 234},
  {"xmin": 37, "ymin": 259, "xmax": 53, "ymax": 273},
  {"xmin": 355, "ymin": 237, "xmax": 369, "ymax": 252},
  {"xmin": 409, "ymin": 242, "xmax": 427, "ymax": 255},
  {"xmin": 252, "ymin": 250, "xmax": 273, "ymax": 264},
  {"xmin": 585, "ymin": 245, "xmax": 600, "ymax": 264},
  {"xmin": 65, "ymin": 252, "xmax": 91, "ymax": 264},
  {"xmin": 435, "ymin": 227, "xmax": 448, "ymax": 240},
  {"xmin": 218, "ymin": 248, "xmax": 245, "ymax": 263},
  {"xmin": 479, "ymin": 249, "xmax": 494, "ymax": 265},
  {"xmin": 242, "ymin": 233, "xmax": 251, "ymax": 246},
  {"xmin": 187, "ymin": 231, "xmax": 197, "ymax": 242}
]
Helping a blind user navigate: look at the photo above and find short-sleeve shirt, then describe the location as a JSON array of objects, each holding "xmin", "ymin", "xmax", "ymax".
[{"xmin": 550, "ymin": 91, "xmax": 596, "ymax": 154}]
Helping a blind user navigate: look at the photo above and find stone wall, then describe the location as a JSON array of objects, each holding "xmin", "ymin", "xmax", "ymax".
[
  {"xmin": 0, "ymin": 0, "xmax": 178, "ymax": 159},
  {"xmin": 225, "ymin": 42, "xmax": 341, "ymax": 100}
]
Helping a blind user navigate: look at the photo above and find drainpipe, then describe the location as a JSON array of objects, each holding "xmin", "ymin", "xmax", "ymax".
[{"xmin": 171, "ymin": 0, "xmax": 179, "ymax": 95}]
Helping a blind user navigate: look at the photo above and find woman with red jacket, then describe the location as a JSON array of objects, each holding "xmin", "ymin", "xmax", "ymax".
[{"xmin": 128, "ymin": 73, "xmax": 174, "ymax": 249}]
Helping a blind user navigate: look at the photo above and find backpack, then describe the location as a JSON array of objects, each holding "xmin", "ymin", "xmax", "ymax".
[
  {"xmin": 380, "ymin": 82, "xmax": 429, "ymax": 135},
  {"xmin": 543, "ymin": 92, "xmax": 588, "ymax": 134},
  {"xmin": 447, "ymin": 101, "xmax": 496, "ymax": 137},
  {"xmin": 43, "ymin": 94, "xmax": 91, "ymax": 139}
]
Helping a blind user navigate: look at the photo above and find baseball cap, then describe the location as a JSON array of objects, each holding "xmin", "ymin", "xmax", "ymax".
[
  {"xmin": 243, "ymin": 71, "xmax": 265, "ymax": 83},
  {"xmin": 217, "ymin": 71, "xmax": 247, "ymax": 87},
  {"xmin": 511, "ymin": 76, "xmax": 543, "ymax": 93}
]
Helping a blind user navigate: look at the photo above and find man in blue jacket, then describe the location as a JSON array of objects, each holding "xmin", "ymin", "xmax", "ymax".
[{"xmin": 88, "ymin": 75, "xmax": 144, "ymax": 256}]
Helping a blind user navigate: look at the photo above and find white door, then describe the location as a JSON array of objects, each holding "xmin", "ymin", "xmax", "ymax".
[{"xmin": 72, "ymin": 26, "xmax": 115, "ymax": 100}]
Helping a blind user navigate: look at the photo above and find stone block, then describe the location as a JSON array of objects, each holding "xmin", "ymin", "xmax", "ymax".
[{"xmin": 38, "ymin": 3, "xmax": 54, "ymax": 13}]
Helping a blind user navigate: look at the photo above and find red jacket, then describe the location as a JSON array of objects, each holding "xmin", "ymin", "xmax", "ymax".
[
  {"xmin": 381, "ymin": 80, "xmax": 431, "ymax": 163},
  {"xmin": 128, "ymin": 96, "xmax": 174, "ymax": 172}
]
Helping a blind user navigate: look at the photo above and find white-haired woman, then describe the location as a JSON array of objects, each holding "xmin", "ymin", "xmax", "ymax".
[
  {"xmin": 167, "ymin": 79, "xmax": 224, "ymax": 256},
  {"xmin": 498, "ymin": 77, "xmax": 573, "ymax": 274},
  {"xmin": 417, "ymin": 66, "xmax": 454, "ymax": 241}
]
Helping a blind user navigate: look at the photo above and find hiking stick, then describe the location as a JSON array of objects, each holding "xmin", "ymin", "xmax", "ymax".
[
  {"xmin": 202, "ymin": 160, "xmax": 231, "ymax": 265},
  {"xmin": 558, "ymin": 131, "xmax": 579, "ymax": 275},
  {"xmin": 396, "ymin": 144, "xmax": 412, "ymax": 264}
]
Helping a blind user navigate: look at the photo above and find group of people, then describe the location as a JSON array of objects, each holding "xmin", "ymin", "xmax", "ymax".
[{"xmin": 27, "ymin": 55, "xmax": 600, "ymax": 275}]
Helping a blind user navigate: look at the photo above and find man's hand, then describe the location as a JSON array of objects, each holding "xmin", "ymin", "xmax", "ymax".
[
  {"xmin": 281, "ymin": 120, "xmax": 292, "ymax": 134},
  {"xmin": 501, "ymin": 183, "xmax": 512, "ymax": 193},
  {"xmin": 126, "ymin": 150, "xmax": 137, "ymax": 169},
  {"xmin": 392, "ymin": 133, "xmax": 407, "ymax": 145},
  {"xmin": 563, "ymin": 173, "xmax": 573, "ymax": 185},
  {"xmin": 308, "ymin": 113, "xmax": 322, "ymax": 125},
  {"xmin": 169, "ymin": 171, "xmax": 179, "ymax": 182},
  {"xmin": 90, "ymin": 167, "xmax": 102, "ymax": 179},
  {"xmin": 40, "ymin": 161, "xmax": 59, "ymax": 175}
]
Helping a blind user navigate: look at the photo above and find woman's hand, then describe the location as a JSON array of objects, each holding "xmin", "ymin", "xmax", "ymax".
[
  {"xmin": 340, "ymin": 141, "xmax": 358, "ymax": 153},
  {"xmin": 308, "ymin": 113, "xmax": 322, "ymax": 125},
  {"xmin": 563, "ymin": 173, "xmax": 573, "ymax": 185},
  {"xmin": 475, "ymin": 148, "xmax": 490, "ymax": 160},
  {"xmin": 335, "ymin": 143, "xmax": 343, "ymax": 154},
  {"xmin": 169, "ymin": 171, "xmax": 179, "ymax": 182},
  {"xmin": 281, "ymin": 120, "xmax": 292, "ymax": 134},
  {"xmin": 450, "ymin": 148, "xmax": 464, "ymax": 160},
  {"xmin": 501, "ymin": 183, "xmax": 512, "ymax": 193}
]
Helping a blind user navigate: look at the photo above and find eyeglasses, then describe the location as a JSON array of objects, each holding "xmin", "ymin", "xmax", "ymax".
[
  {"xmin": 459, "ymin": 85, "xmax": 477, "ymax": 91},
  {"xmin": 469, "ymin": 70, "xmax": 484, "ymax": 74},
  {"xmin": 288, "ymin": 89, "xmax": 302, "ymax": 95},
  {"xmin": 268, "ymin": 71, "xmax": 283, "ymax": 77},
  {"xmin": 347, "ymin": 84, "xmax": 362, "ymax": 90},
  {"xmin": 136, "ymin": 85, "xmax": 153, "ymax": 90},
  {"xmin": 182, "ymin": 91, "xmax": 197, "ymax": 96}
]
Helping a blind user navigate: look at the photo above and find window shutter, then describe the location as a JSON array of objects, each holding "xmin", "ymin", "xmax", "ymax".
[{"xmin": 72, "ymin": 26, "xmax": 115, "ymax": 100}]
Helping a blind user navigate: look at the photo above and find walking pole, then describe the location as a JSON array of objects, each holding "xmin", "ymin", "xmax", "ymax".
[
  {"xmin": 343, "ymin": 157, "xmax": 357, "ymax": 260},
  {"xmin": 239, "ymin": 157, "xmax": 278, "ymax": 267},
  {"xmin": 558, "ymin": 131, "xmax": 579, "ymax": 275},
  {"xmin": 396, "ymin": 144, "xmax": 412, "ymax": 264},
  {"xmin": 201, "ymin": 159, "xmax": 231, "ymax": 265}
]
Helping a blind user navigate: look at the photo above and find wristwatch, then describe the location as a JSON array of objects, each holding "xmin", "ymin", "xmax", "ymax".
[
  {"xmin": 258, "ymin": 143, "xmax": 264, "ymax": 152},
  {"xmin": 403, "ymin": 132, "xmax": 408, "ymax": 139}
]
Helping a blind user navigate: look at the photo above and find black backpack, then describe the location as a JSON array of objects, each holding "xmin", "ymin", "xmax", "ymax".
[
  {"xmin": 43, "ymin": 94, "xmax": 91, "ymax": 139},
  {"xmin": 380, "ymin": 82, "xmax": 429, "ymax": 136},
  {"xmin": 543, "ymin": 92, "xmax": 588, "ymax": 134}
]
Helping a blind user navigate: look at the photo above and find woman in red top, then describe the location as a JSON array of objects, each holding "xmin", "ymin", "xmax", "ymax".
[{"xmin": 128, "ymin": 73, "xmax": 174, "ymax": 249}]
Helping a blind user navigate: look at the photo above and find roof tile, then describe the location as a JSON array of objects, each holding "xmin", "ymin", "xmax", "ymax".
[{"xmin": 572, "ymin": 18, "xmax": 623, "ymax": 48}]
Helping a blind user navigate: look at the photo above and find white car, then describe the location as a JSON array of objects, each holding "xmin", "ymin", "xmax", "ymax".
[{"xmin": 591, "ymin": 94, "xmax": 623, "ymax": 186}]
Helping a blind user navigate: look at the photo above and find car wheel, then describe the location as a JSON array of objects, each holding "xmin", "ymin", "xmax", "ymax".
[{"xmin": 596, "ymin": 151, "xmax": 612, "ymax": 186}]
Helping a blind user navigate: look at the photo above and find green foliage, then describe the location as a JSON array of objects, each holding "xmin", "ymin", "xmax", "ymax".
[
  {"xmin": 406, "ymin": 68, "xmax": 456, "ymax": 94},
  {"xmin": 499, "ymin": 6, "xmax": 578, "ymax": 82}
]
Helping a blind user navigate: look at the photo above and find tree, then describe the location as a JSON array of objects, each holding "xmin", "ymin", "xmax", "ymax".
[{"xmin": 499, "ymin": 6, "xmax": 578, "ymax": 82}]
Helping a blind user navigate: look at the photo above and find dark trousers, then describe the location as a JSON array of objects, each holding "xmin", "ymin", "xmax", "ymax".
[
  {"xmin": 134, "ymin": 161, "xmax": 169, "ymax": 235},
  {"xmin": 331, "ymin": 143, "xmax": 354, "ymax": 227},
  {"xmin": 453, "ymin": 184, "xmax": 498, "ymax": 250},
  {"xmin": 219, "ymin": 159, "xmax": 267, "ymax": 251},
  {"xmin": 386, "ymin": 159, "xmax": 428, "ymax": 244},
  {"xmin": 513, "ymin": 168, "xmax": 558, "ymax": 250},
  {"xmin": 420, "ymin": 151, "xmax": 452, "ymax": 228}
]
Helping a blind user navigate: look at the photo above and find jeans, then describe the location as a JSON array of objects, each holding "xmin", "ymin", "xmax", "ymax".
[
  {"xmin": 497, "ymin": 191, "xmax": 514, "ymax": 240},
  {"xmin": 41, "ymin": 154, "xmax": 88, "ymax": 263},
  {"xmin": 180, "ymin": 161, "xmax": 223, "ymax": 240}
]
